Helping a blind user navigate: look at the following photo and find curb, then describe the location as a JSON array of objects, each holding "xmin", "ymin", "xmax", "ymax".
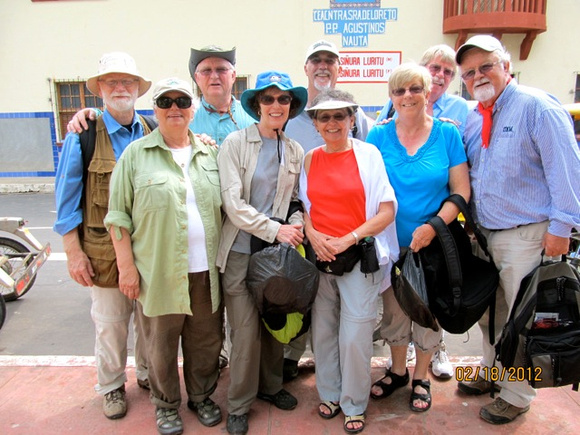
[{"xmin": 0, "ymin": 184, "xmax": 55, "ymax": 194}]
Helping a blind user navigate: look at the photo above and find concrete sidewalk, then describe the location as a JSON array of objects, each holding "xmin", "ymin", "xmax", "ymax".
[
  {"xmin": 0, "ymin": 177, "xmax": 55, "ymax": 194},
  {"xmin": 0, "ymin": 356, "xmax": 578, "ymax": 434}
]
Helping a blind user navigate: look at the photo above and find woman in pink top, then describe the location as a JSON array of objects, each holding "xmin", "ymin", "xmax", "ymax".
[{"xmin": 299, "ymin": 88, "xmax": 398, "ymax": 434}]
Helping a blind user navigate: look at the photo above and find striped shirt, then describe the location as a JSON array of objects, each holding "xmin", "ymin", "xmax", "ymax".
[{"xmin": 464, "ymin": 80, "xmax": 580, "ymax": 237}]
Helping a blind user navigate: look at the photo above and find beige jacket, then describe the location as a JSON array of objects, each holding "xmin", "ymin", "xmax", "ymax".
[{"xmin": 216, "ymin": 123, "xmax": 304, "ymax": 272}]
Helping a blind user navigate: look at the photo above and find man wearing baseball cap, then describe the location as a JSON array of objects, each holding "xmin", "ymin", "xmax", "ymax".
[
  {"xmin": 455, "ymin": 35, "xmax": 580, "ymax": 424},
  {"xmin": 188, "ymin": 45, "xmax": 254, "ymax": 144},
  {"xmin": 282, "ymin": 39, "xmax": 373, "ymax": 382},
  {"xmin": 54, "ymin": 52, "xmax": 153, "ymax": 420}
]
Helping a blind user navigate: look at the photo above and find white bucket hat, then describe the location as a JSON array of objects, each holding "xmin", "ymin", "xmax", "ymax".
[{"xmin": 86, "ymin": 52, "xmax": 151, "ymax": 97}]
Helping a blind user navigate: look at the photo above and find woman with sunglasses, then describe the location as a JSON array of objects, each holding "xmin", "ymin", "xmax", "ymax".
[
  {"xmin": 105, "ymin": 77, "xmax": 224, "ymax": 435},
  {"xmin": 299, "ymin": 88, "xmax": 398, "ymax": 434},
  {"xmin": 366, "ymin": 63, "xmax": 470, "ymax": 413},
  {"xmin": 216, "ymin": 71, "xmax": 307, "ymax": 435}
]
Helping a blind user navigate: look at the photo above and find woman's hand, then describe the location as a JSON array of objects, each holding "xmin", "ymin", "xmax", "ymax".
[
  {"xmin": 276, "ymin": 224, "xmax": 304, "ymax": 247},
  {"xmin": 410, "ymin": 223, "xmax": 436, "ymax": 252},
  {"xmin": 306, "ymin": 227, "xmax": 340, "ymax": 262},
  {"xmin": 118, "ymin": 264, "xmax": 140, "ymax": 300}
]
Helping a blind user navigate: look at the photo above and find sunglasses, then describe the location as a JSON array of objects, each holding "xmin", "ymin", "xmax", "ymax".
[
  {"xmin": 428, "ymin": 64, "xmax": 455, "ymax": 78},
  {"xmin": 308, "ymin": 56, "xmax": 338, "ymax": 66},
  {"xmin": 460, "ymin": 61, "xmax": 501, "ymax": 81},
  {"xmin": 155, "ymin": 96, "xmax": 192, "ymax": 109},
  {"xmin": 258, "ymin": 95, "xmax": 293, "ymax": 105},
  {"xmin": 391, "ymin": 86, "xmax": 424, "ymax": 97},
  {"xmin": 316, "ymin": 113, "xmax": 349, "ymax": 123},
  {"xmin": 196, "ymin": 67, "xmax": 232, "ymax": 77}
]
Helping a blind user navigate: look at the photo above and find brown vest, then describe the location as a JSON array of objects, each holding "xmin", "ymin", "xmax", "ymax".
[{"xmin": 80, "ymin": 115, "xmax": 152, "ymax": 287}]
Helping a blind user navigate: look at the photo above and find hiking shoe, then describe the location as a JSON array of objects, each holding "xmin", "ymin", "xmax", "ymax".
[
  {"xmin": 137, "ymin": 378, "xmax": 150, "ymax": 390},
  {"xmin": 187, "ymin": 397, "xmax": 222, "ymax": 427},
  {"xmin": 257, "ymin": 388, "xmax": 297, "ymax": 410},
  {"xmin": 430, "ymin": 345, "xmax": 453, "ymax": 379},
  {"xmin": 283, "ymin": 358, "xmax": 299, "ymax": 382},
  {"xmin": 103, "ymin": 385, "xmax": 126, "ymax": 419},
  {"xmin": 458, "ymin": 374, "xmax": 501, "ymax": 395},
  {"xmin": 480, "ymin": 397, "xmax": 530, "ymax": 424},
  {"xmin": 227, "ymin": 413, "xmax": 248, "ymax": 435},
  {"xmin": 385, "ymin": 342, "xmax": 415, "ymax": 370},
  {"xmin": 156, "ymin": 407, "xmax": 183, "ymax": 435}
]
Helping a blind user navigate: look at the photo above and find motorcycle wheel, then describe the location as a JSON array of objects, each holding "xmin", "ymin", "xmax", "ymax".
[{"xmin": 0, "ymin": 237, "xmax": 36, "ymax": 301}]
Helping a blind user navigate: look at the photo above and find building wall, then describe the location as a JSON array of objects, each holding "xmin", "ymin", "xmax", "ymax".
[{"xmin": 1, "ymin": 0, "xmax": 579, "ymax": 176}]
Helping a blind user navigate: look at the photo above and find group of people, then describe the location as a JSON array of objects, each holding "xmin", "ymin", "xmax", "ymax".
[{"xmin": 54, "ymin": 35, "xmax": 580, "ymax": 435}]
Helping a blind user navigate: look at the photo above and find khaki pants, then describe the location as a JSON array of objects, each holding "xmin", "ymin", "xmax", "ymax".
[
  {"xmin": 137, "ymin": 271, "xmax": 223, "ymax": 409},
  {"xmin": 222, "ymin": 251, "xmax": 284, "ymax": 415},
  {"xmin": 90, "ymin": 285, "xmax": 147, "ymax": 395}
]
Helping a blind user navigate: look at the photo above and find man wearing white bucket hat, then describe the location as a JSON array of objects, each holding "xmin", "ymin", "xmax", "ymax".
[{"xmin": 54, "ymin": 52, "xmax": 153, "ymax": 420}]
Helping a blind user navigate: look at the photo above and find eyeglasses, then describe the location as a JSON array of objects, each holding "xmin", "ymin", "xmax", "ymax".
[
  {"xmin": 155, "ymin": 96, "xmax": 192, "ymax": 109},
  {"xmin": 316, "ymin": 113, "xmax": 349, "ymax": 123},
  {"xmin": 428, "ymin": 64, "xmax": 455, "ymax": 78},
  {"xmin": 391, "ymin": 86, "xmax": 425, "ymax": 97},
  {"xmin": 308, "ymin": 56, "xmax": 338, "ymax": 66},
  {"xmin": 99, "ymin": 78, "xmax": 139, "ymax": 88},
  {"xmin": 258, "ymin": 95, "xmax": 293, "ymax": 105},
  {"xmin": 195, "ymin": 67, "xmax": 232, "ymax": 77},
  {"xmin": 460, "ymin": 61, "xmax": 502, "ymax": 81}
]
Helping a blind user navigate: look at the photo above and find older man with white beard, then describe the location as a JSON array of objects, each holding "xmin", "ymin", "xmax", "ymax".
[
  {"xmin": 456, "ymin": 35, "xmax": 580, "ymax": 425},
  {"xmin": 285, "ymin": 40, "xmax": 373, "ymax": 153}
]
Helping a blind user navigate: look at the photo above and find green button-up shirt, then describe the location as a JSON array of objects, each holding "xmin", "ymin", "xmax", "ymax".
[{"xmin": 105, "ymin": 128, "xmax": 222, "ymax": 316}]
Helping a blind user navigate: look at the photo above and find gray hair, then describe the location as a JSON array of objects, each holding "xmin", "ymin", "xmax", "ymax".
[{"xmin": 420, "ymin": 44, "xmax": 458, "ymax": 75}]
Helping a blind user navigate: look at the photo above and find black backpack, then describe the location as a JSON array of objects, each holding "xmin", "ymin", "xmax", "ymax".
[
  {"xmin": 420, "ymin": 194, "xmax": 499, "ymax": 336},
  {"xmin": 496, "ymin": 257, "xmax": 580, "ymax": 390},
  {"xmin": 79, "ymin": 114, "xmax": 157, "ymax": 186}
]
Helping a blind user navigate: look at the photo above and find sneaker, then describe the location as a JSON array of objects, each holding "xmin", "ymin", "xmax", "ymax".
[
  {"xmin": 385, "ymin": 342, "xmax": 415, "ymax": 370},
  {"xmin": 283, "ymin": 358, "xmax": 299, "ymax": 382},
  {"xmin": 458, "ymin": 374, "xmax": 501, "ymax": 395},
  {"xmin": 430, "ymin": 345, "xmax": 453, "ymax": 379},
  {"xmin": 257, "ymin": 388, "xmax": 298, "ymax": 410},
  {"xmin": 137, "ymin": 378, "xmax": 150, "ymax": 390},
  {"xmin": 227, "ymin": 413, "xmax": 248, "ymax": 435},
  {"xmin": 480, "ymin": 397, "xmax": 530, "ymax": 424},
  {"xmin": 103, "ymin": 385, "xmax": 126, "ymax": 419},
  {"xmin": 156, "ymin": 407, "xmax": 183, "ymax": 435},
  {"xmin": 187, "ymin": 397, "xmax": 222, "ymax": 427}
]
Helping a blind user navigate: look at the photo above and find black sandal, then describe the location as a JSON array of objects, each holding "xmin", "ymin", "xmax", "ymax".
[
  {"xmin": 370, "ymin": 368, "xmax": 409, "ymax": 399},
  {"xmin": 409, "ymin": 379, "xmax": 432, "ymax": 412}
]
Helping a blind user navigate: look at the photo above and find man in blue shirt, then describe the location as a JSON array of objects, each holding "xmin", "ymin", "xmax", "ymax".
[
  {"xmin": 456, "ymin": 35, "xmax": 580, "ymax": 425},
  {"xmin": 54, "ymin": 52, "xmax": 152, "ymax": 420},
  {"xmin": 188, "ymin": 45, "xmax": 254, "ymax": 144},
  {"xmin": 376, "ymin": 45, "xmax": 469, "ymax": 136}
]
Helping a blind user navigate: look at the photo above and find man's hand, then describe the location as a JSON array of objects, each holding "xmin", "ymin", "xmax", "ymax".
[
  {"xmin": 276, "ymin": 224, "xmax": 304, "ymax": 247},
  {"xmin": 543, "ymin": 232, "xmax": 570, "ymax": 257},
  {"xmin": 67, "ymin": 108, "xmax": 97, "ymax": 133},
  {"xmin": 66, "ymin": 249, "xmax": 95, "ymax": 287},
  {"xmin": 195, "ymin": 133, "xmax": 217, "ymax": 148}
]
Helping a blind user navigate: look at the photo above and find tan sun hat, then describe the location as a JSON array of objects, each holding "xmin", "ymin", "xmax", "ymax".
[{"xmin": 86, "ymin": 52, "xmax": 151, "ymax": 97}]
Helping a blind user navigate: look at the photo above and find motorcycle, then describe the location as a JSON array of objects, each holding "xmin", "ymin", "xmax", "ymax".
[{"xmin": 0, "ymin": 217, "xmax": 51, "ymax": 329}]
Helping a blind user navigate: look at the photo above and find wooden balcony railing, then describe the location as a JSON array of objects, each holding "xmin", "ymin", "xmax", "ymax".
[{"xmin": 443, "ymin": 0, "xmax": 547, "ymax": 60}]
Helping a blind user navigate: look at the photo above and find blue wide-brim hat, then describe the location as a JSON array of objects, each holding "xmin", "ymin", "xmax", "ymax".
[{"xmin": 241, "ymin": 71, "xmax": 308, "ymax": 121}]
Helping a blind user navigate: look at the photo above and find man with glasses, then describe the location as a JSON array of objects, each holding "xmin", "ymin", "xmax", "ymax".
[
  {"xmin": 282, "ymin": 40, "xmax": 373, "ymax": 382},
  {"xmin": 54, "ymin": 52, "xmax": 152, "ymax": 420},
  {"xmin": 374, "ymin": 44, "xmax": 469, "ymax": 381},
  {"xmin": 456, "ymin": 35, "xmax": 580, "ymax": 424},
  {"xmin": 285, "ymin": 39, "xmax": 373, "ymax": 153},
  {"xmin": 188, "ymin": 45, "xmax": 255, "ymax": 145}
]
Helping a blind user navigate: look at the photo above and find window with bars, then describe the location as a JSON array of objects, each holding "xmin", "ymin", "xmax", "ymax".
[
  {"xmin": 575, "ymin": 74, "xmax": 580, "ymax": 103},
  {"xmin": 55, "ymin": 80, "xmax": 103, "ymax": 141}
]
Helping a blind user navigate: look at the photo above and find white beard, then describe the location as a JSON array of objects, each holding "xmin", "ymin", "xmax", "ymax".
[{"xmin": 473, "ymin": 81, "xmax": 496, "ymax": 103}]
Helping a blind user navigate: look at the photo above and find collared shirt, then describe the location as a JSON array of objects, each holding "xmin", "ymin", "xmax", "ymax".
[
  {"xmin": 189, "ymin": 97, "xmax": 254, "ymax": 145},
  {"xmin": 53, "ymin": 110, "xmax": 146, "ymax": 236},
  {"xmin": 104, "ymin": 129, "xmax": 222, "ymax": 316},
  {"xmin": 465, "ymin": 80, "xmax": 580, "ymax": 237},
  {"xmin": 285, "ymin": 106, "xmax": 373, "ymax": 153},
  {"xmin": 299, "ymin": 139, "xmax": 399, "ymax": 267},
  {"xmin": 376, "ymin": 92, "xmax": 469, "ymax": 136}
]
